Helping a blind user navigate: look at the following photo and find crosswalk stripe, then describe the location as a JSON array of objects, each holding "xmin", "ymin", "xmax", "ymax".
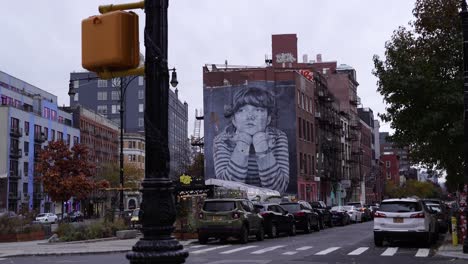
[
  {"xmin": 381, "ymin": 247, "xmax": 398, "ymax": 256},
  {"xmin": 220, "ymin": 246, "xmax": 258, "ymax": 254},
  {"xmin": 315, "ymin": 247, "xmax": 340, "ymax": 255},
  {"xmin": 191, "ymin": 245, "xmax": 230, "ymax": 254},
  {"xmin": 251, "ymin": 245, "xmax": 286, "ymax": 254},
  {"xmin": 348, "ymin": 247, "xmax": 369, "ymax": 255},
  {"xmin": 189, "ymin": 245, "xmax": 206, "ymax": 249},
  {"xmin": 296, "ymin": 246, "xmax": 313, "ymax": 251},
  {"xmin": 415, "ymin": 248, "xmax": 430, "ymax": 257},
  {"xmin": 282, "ymin": 251, "xmax": 297, "ymax": 255}
]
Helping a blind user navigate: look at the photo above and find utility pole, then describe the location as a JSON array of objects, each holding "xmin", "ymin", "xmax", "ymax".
[
  {"xmin": 126, "ymin": 0, "xmax": 189, "ymax": 262},
  {"xmin": 460, "ymin": 0, "xmax": 468, "ymax": 254}
]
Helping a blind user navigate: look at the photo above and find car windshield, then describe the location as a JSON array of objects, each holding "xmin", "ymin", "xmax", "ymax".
[
  {"xmin": 280, "ymin": 203, "xmax": 301, "ymax": 212},
  {"xmin": 379, "ymin": 201, "xmax": 422, "ymax": 212},
  {"xmin": 310, "ymin": 202, "xmax": 320, "ymax": 207},
  {"xmin": 37, "ymin": 214, "xmax": 46, "ymax": 217},
  {"xmin": 203, "ymin": 201, "xmax": 236, "ymax": 212},
  {"xmin": 342, "ymin": 206, "xmax": 353, "ymax": 211}
]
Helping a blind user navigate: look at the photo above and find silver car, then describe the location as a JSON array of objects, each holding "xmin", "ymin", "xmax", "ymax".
[{"xmin": 373, "ymin": 198, "xmax": 437, "ymax": 246}]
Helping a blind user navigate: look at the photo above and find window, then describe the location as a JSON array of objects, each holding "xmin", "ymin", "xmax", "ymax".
[
  {"xmin": 310, "ymin": 123, "xmax": 314, "ymax": 142},
  {"xmin": 73, "ymin": 80, "xmax": 79, "ymax": 88},
  {"xmin": 24, "ymin": 162, "xmax": 29, "ymax": 177},
  {"xmin": 301, "ymin": 93, "xmax": 304, "ymax": 109},
  {"xmin": 74, "ymin": 92, "xmax": 79, "ymax": 101},
  {"xmin": 303, "ymin": 119, "xmax": 306, "ymax": 140},
  {"xmin": 24, "ymin": 141, "xmax": 29, "ymax": 155},
  {"xmin": 138, "ymin": 90, "xmax": 144, "ymax": 99},
  {"xmin": 111, "ymin": 78, "xmax": 121, "ymax": 87},
  {"xmin": 10, "ymin": 117, "xmax": 19, "ymax": 131},
  {"xmin": 57, "ymin": 131, "xmax": 63, "ymax": 141},
  {"xmin": 299, "ymin": 152, "xmax": 303, "ymax": 172},
  {"xmin": 387, "ymin": 172, "xmax": 392, "ymax": 179},
  {"xmin": 97, "ymin": 92, "xmax": 107, "ymax": 100},
  {"xmin": 298, "ymin": 117, "xmax": 302, "ymax": 139},
  {"xmin": 304, "ymin": 153, "xmax": 308, "ymax": 174},
  {"xmin": 112, "ymin": 105, "xmax": 120, "ymax": 114},
  {"xmin": 43, "ymin": 127, "xmax": 48, "ymax": 140},
  {"xmin": 97, "ymin": 80, "xmax": 108, "ymax": 87},
  {"xmin": 23, "ymin": 183, "xmax": 28, "ymax": 194},
  {"xmin": 51, "ymin": 110, "xmax": 57, "ymax": 121},
  {"xmin": 24, "ymin": 121, "xmax": 29, "ymax": 136},
  {"xmin": 305, "ymin": 96, "xmax": 308, "ymax": 112},
  {"xmin": 386, "ymin": 161, "xmax": 391, "ymax": 168},
  {"xmin": 306, "ymin": 121, "xmax": 310, "ymax": 141},
  {"xmin": 73, "ymin": 136, "xmax": 79, "ymax": 145},
  {"xmin": 51, "ymin": 129, "xmax": 55, "ymax": 141},
  {"xmin": 138, "ymin": 118, "xmax": 144, "ymax": 127},
  {"xmin": 97, "ymin": 105, "xmax": 107, "ymax": 115},
  {"xmin": 111, "ymin": 91, "xmax": 120, "ymax": 100},
  {"xmin": 138, "ymin": 104, "xmax": 144, "ymax": 113},
  {"xmin": 138, "ymin": 76, "xmax": 144, "ymax": 86},
  {"xmin": 67, "ymin": 134, "xmax": 71, "ymax": 146}
]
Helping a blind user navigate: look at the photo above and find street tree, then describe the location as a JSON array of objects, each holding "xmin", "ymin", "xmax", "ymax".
[
  {"xmin": 185, "ymin": 153, "xmax": 204, "ymax": 178},
  {"xmin": 98, "ymin": 162, "xmax": 144, "ymax": 190},
  {"xmin": 35, "ymin": 141, "xmax": 109, "ymax": 215},
  {"xmin": 373, "ymin": 0, "xmax": 463, "ymax": 191},
  {"xmin": 385, "ymin": 180, "xmax": 441, "ymax": 198}
]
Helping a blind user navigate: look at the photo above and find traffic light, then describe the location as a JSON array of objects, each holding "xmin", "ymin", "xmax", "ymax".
[{"xmin": 82, "ymin": 10, "xmax": 139, "ymax": 73}]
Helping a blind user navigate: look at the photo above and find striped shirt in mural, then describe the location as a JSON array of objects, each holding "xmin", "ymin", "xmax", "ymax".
[{"xmin": 213, "ymin": 126, "xmax": 289, "ymax": 193}]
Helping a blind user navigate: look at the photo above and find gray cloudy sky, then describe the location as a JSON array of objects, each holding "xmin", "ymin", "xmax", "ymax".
[{"xmin": 1, "ymin": 0, "xmax": 416, "ymax": 135}]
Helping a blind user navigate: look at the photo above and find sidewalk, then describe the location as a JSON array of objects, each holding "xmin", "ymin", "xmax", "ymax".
[
  {"xmin": 0, "ymin": 236, "xmax": 197, "ymax": 258},
  {"xmin": 436, "ymin": 232, "xmax": 468, "ymax": 259}
]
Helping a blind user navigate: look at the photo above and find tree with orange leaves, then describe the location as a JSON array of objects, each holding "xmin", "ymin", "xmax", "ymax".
[{"xmin": 35, "ymin": 141, "xmax": 109, "ymax": 216}]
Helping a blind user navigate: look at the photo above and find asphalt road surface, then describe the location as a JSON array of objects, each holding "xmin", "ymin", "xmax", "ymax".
[{"xmin": 1, "ymin": 221, "xmax": 463, "ymax": 264}]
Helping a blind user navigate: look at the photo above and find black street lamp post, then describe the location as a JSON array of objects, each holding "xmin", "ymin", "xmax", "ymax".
[
  {"xmin": 126, "ymin": 0, "xmax": 188, "ymax": 262},
  {"xmin": 460, "ymin": 0, "xmax": 468, "ymax": 254}
]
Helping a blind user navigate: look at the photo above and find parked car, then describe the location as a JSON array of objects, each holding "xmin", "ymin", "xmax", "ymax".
[
  {"xmin": 341, "ymin": 205, "xmax": 363, "ymax": 223},
  {"xmin": 197, "ymin": 199, "xmax": 264, "ymax": 244},
  {"xmin": 309, "ymin": 201, "xmax": 333, "ymax": 228},
  {"xmin": 330, "ymin": 206, "xmax": 351, "ymax": 226},
  {"xmin": 373, "ymin": 197, "xmax": 438, "ymax": 247},
  {"xmin": 255, "ymin": 203, "xmax": 296, "ymax": 237},
  {"xmin": 69, "ymin": 211, "xmax": 84, "ymax": 222},
  {"xmin": 0, "ymin": 211, "xmax": 18, "ymax": 218},
  {"xmin": 280, "ymin": 201, "xmax": 320, "ymax": 233},
  {"xmin": 423, "ymin": 201, "xmax": 449, "ymax": 233},
  {"xmin": 35, "ymin": 213, "xmax": 58, "ymax": 223},
  {"xmin": 369, "ymin": 205, "xmax": 380, "ymax": 219}
]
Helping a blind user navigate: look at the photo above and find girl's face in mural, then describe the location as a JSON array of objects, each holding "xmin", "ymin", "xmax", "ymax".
[{"xmin": 232, "ymin": 104, "xmax": 271, "ymax": 136}]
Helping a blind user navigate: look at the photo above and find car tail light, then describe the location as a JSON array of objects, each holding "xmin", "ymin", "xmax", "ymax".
[
  {"xmin": 232, "ymin": 212, "xmax": 241, "ymax": 219},
  {"xmin": 198, "ymin": 212, "xmax": 204, "ymax": 219},
  {"xmin": 294, "ymin": 212, "xmax": 306, "ymax": 217},
  {"xmin": 260, "ymin": 212, "xmax": 269, "ymax": 217},
  {"xmin": 374, "ymin": 212, "xmax": 387, "ymax": 218},
  {"xmin": 410, "ymin": 212, "xmax": 425, "ymax": 218},
  {"xmin": 360, "ymin": 208, "xmax": 365, "ymax": 212}
]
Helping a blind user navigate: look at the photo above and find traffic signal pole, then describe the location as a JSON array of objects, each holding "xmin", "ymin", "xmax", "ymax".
[{"xmin": 126, "ymin": 0, "xmax": 189, "ymax": 262}]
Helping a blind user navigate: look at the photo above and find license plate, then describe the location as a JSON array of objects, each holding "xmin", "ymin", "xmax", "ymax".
[
  {"xmin": 212, "ymin": 216, "xmax": 224, "ymax": 221},
  {"xmin": 393, "ymin": 217, "xmax": 403, "ymax": 223}
]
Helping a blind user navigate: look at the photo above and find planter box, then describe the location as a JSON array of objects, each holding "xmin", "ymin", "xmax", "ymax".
[
  {"xmin": 173, "ymin": 232, "xmax": 198, "ymax": 240},
  {"xmin": 0, "ymin": 230, "xmax": 45, "ymax": 243}
]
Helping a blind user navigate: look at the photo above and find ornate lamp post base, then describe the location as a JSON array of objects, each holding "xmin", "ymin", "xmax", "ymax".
[{"xmin": 127, "ymin": 238, "xmax": 188, "ymax": 263}]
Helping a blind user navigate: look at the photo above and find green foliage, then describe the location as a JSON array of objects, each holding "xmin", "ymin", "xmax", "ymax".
[
  {"xmin": 98, "ymin": 162, "xmax": 144, "ymax": 189},
  {"xmin": 0, "ymin": 216, "xmax": 42, "ymax": 235},
  {"xmin": 385, "ymin": 180, "xmax": 442, "ymax": 198},
  {"xmin": 185, "ymin": 153, "xmax": 204, "ymax": 177},
  {"xmin": 373, "ymin": 0, "xmax": 463, "ymax": 191},
  {"xmin": 56, "ymin": 219, "xmax": 127, "ymax": 242}
]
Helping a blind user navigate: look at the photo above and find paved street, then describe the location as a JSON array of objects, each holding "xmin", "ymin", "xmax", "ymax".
[{"xmin": 0, "ymin": 221, "xmax": 463, "ymax": 264}]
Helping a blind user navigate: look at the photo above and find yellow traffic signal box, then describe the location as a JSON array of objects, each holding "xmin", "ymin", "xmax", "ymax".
[{"xmin": 82, "ymin": 11, "xmax": 139, "ymax": 72}]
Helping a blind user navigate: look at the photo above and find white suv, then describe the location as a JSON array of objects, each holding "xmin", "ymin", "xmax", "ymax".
[{"xmin": 373, "ymin": 198, "xmax": 437, "ymax": 247}]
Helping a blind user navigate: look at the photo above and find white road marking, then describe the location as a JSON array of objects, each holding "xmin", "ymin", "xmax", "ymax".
[
  {"xmin": 251, "ymin": 245, "xmax": 286, "ymax": 254},
  {"xmin": 191, "ymin": 245, "xmax": 230, "ymax": 254},
  {"xmin": 381, "ymin": 247, "xmax": 398, "ymax": 256},
  {"xmin": 189, "ymin": 245, "xmax": 206, "ymax": 249},
  {"xmin": 296, "ymin": 246, "xmax": 313, "ymax": 251},
  {"xmin": 415, "ymin": 248, "xmax": 430, "ymax": 257},
  {"xmin": 348, "ymin": 247, "xmax": 369, "ymax": 255},
  {"xmin": 282, "ymin": 251, "xmax": 298, "ymax": 255},
  {"xmin": 315, "ymin": 247, "xmax": 341, "ymax": 255},
  {"xmin": 220, "ymin": 245, "xmax": 258, "ymax": 254}
]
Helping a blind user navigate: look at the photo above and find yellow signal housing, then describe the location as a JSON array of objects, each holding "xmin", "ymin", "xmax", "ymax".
[{"xmin": 82, "ymin": 11, "xmax": 139, "ymax": 72}]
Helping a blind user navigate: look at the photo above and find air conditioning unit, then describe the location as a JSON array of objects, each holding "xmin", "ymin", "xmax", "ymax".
[{"xmin": 315, "ymin": 112, "xmax": 321, "ymax": 118}]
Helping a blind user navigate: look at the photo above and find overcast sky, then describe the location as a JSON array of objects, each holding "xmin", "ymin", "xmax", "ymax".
[{"xmin": 1, "ymin": 0, "xmax": 416, "ymax": 135}]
